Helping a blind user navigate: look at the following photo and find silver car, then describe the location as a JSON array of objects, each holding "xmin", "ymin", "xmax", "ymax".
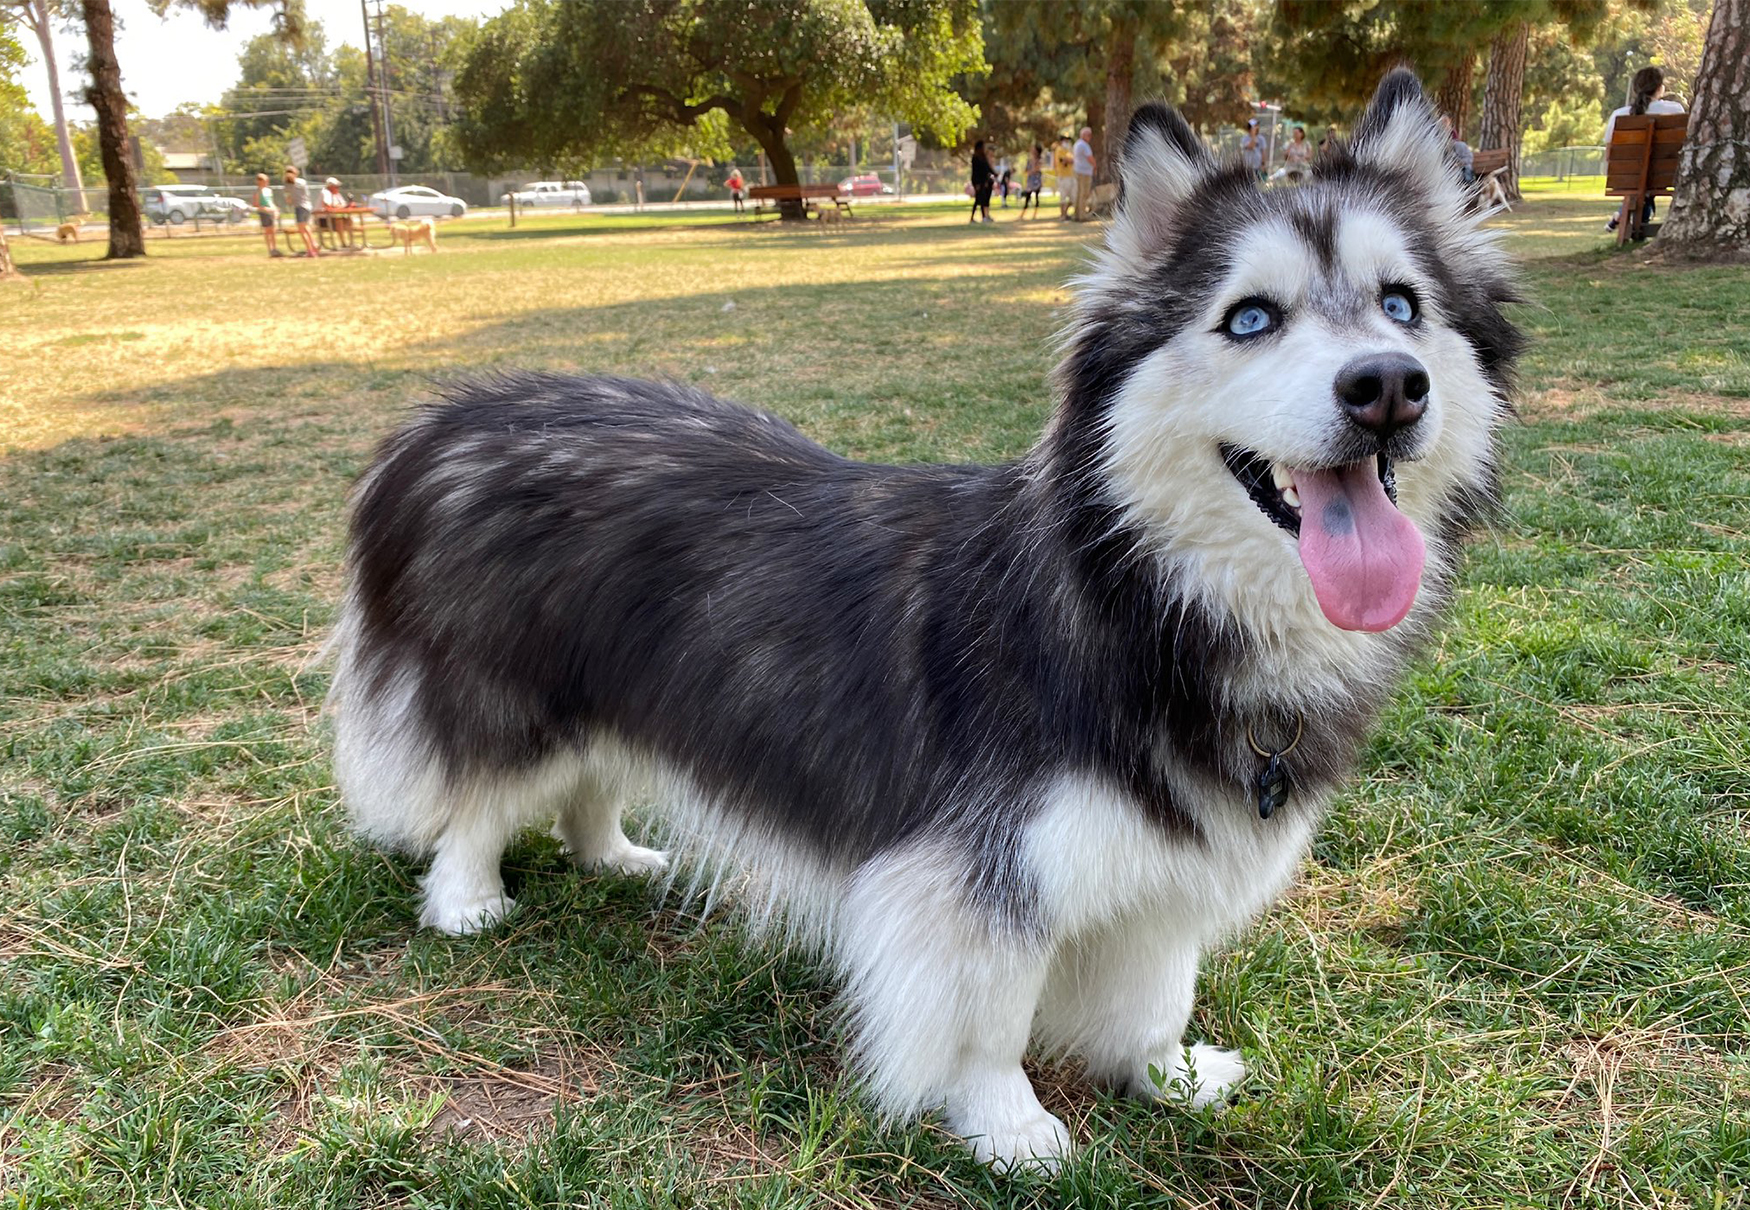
[{"xmin": 508, "ymin": 180, "xmax": 592, "ymax": 207}]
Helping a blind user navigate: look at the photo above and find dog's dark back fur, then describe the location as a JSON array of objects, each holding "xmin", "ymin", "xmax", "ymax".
[{"xmin": 347, "ymin": 373, "xmax": 1383, "ymax": 897}]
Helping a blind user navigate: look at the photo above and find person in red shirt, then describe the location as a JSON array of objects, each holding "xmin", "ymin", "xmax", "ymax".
[{"xmin": 725, "ymin": 167, "xmax": 746, "ymax": 214}]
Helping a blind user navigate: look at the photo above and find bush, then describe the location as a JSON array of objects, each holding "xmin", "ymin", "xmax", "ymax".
[{"xmin": 593, "ymin": 187, "xmax": 620, "ymax": 204}]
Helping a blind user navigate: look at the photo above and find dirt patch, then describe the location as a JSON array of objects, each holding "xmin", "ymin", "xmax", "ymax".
[
  {"xmin": 1523, "ymin": 386, "xmax": 1750, "ymax": 422},
  {"xmin": 423, "ymin": 1049, "xmax": 594, "ymax": 1142}
]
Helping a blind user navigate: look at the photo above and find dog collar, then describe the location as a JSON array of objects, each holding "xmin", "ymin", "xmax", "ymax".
[{"xmin": 1246, "ymin": 715, "xmax": 1303, "ymax": 820}]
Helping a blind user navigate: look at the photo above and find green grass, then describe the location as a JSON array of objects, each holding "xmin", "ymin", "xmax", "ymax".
[{"xmin": 3, "ymin": 194, "xmax": 1749, "ymax": 1209}]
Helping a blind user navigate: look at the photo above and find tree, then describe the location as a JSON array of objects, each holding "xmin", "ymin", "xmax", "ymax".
[
  {"xmin": 1659, "ymin": 0, "xmax": 1749, "ymax": 258},
  {"xmin": 965, "ymin": 0, "xmax": 1197, "ymax": 179},
  {"xmin": 3, "ymin": 0, "xmax": 84, "ymax": 207},
  {"xmin": 453, "ymin": 0, "xmax": 981, "ymax": 220},
  {"xmin": 1477, "ymin": 19, "xmax": 1529, "ymax": 197},
  {"xmin": 79, "ymin": 0, "xmax": 142, "ymax": 257}
]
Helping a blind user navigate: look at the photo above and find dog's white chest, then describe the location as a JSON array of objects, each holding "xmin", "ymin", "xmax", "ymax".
[{"xmin": 1023, "ymin": 774, "xmax": 1320, "ymax": 941}]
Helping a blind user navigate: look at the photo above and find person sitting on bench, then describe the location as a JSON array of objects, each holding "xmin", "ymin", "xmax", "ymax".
[
  {"xmin": 318, "ymin": 178, "xmax": 352, "ymax": 248},
  {"xmin": 1604, "ymin": 66, "xmax": 1685, "ymax": 234}
]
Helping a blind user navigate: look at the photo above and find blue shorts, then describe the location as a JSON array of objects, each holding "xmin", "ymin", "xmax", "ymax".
[{"xmin": 294, "ymin": 205, "xmax": 312, "ymax": 225}]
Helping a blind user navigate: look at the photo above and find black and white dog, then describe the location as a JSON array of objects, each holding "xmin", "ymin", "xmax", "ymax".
[{"xmin": 328, "ymin": 72, "xmax": 1519, "ymax": 1169}]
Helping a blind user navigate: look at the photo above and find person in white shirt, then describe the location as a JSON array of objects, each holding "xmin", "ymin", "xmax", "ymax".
[
  {"xmin": 1603, "ymin": 65, "xmax": 1685, "ymax": 233},
  {"xmin": 1072, "ymin": 126, "xmax": 1095, "ymax": 222},
  {"xmin": 318, "ymin": 177, "xmax": 352, "ymax": 248}
]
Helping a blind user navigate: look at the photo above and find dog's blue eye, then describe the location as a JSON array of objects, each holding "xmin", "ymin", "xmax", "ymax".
[
  {"xmin": 1381, "ymin": 290, "xmax": 1417, "ymax": 324},
  {"xmin": 1227, "ymin": 304, "xmax": 1274, "ymax": 336}
]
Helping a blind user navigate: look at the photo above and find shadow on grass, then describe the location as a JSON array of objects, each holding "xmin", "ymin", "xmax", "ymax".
[{"xmin": 14, "ymin": 254, "xmax": 155, "ymax": 278}]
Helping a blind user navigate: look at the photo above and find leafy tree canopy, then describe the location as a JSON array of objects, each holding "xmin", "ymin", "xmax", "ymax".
[
  {"xmin": 451, "ymin": 0, "xmax": 982, "ymax": 195},
  {"xmin": 1260, "ymin": 0, "xmax": 1616, "ymax": 124}
]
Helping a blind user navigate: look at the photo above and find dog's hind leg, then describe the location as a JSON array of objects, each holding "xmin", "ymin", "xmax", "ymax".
[
  {"xmin": 1035, "ymin": 912, "xmax": 1244, "ymax": 1107},
  {"xmin": 836, "ymin": 845, "xmax": 1068, "ymax": 1172},
  {"xmin": 552, "ymin": 757, "xmax": 668, "ymax": 877}
]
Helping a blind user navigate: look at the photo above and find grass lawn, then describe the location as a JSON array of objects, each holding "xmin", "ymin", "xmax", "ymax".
[{"xmin": 3, "ymin": 189, "xmax": 1749, "ymax": 1209}]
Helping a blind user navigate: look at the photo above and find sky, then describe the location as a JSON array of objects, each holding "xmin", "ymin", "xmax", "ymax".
[{"xmin": 21, "ymin": 0, "xmax": 504, "ymax": 123}]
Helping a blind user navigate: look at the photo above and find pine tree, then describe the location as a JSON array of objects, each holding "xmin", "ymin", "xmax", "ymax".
[{"xmin": 1659, "ymin": 0, "xmax": 1749, "ymax": 257}]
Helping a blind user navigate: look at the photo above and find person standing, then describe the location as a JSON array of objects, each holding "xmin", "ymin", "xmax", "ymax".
[
  {"xmin": 1276, "ymin": 126, "xmax": 1312, "ymax": 183},
  {"xmin": 725, "ymin": 166, "xmax": 746, "ymax": 214},
  {"xmin": 633, "ymin": 166, "xmax": 646, "ymax": 211},
  {"xmin": 1071, "ymin": 126, "xmax": 1095, "ymax": 221},
  {"xmin": 969, "ymin": 139, "xmax": 994, "ymax": 224},
  {"xmin": 1241, "ymin": 119, "xmax": 1265, "ymax": 182},
  {"xmin": 1053, "ymin": 136, "xmax": 1077, "ymax": 219},
  {"xmin": 251, "ymin": 172, "xmax": 282, "ymax": 258},
  {"xmin": 282, "ymin": 166, "xmax": 320, "ymax": 258},
  {"xmin": 1020, "ymin": 143, "xmax": 1044, "ymax": 218},
  {"xmin": 996, "ymin": 154, "xmax": 1012, "ymax": 207},
  {"xmin": 1317, "ymin": 124, "xmax": 1340, "ymax": 159}
]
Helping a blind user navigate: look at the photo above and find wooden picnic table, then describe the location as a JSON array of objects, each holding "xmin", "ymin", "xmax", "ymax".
[
  {"xmin": 747, "ymin": 184, "xmax": 853, "ymax": 220},
  {"xmin": 283, "ymin": 205, "xmax": 389, "ymax": 254}
]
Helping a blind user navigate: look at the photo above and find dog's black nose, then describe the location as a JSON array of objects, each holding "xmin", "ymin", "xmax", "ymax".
[{"xmin": 1334, "ymin": 353, "xmax": 1430, "ymax": 440}]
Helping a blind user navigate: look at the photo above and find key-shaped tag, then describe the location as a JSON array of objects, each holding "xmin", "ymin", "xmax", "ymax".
[{"xmin": 1256, "ymin": 753, "xmax": 1289, "ymax": 819}]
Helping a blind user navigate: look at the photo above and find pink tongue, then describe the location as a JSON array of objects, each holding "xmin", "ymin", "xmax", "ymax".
[{"xmin": 1290, "ymin": 462, "xmax": 1426, "ymax": 632}]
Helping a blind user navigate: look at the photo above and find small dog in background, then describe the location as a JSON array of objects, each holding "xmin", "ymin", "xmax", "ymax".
[
  {"xmin": 55, "ymin": 215, "xmax": 89, "ymax": 243},
  {"xmin": 390, "ymin": 217, "xmax": 437, "ymax": 254}
]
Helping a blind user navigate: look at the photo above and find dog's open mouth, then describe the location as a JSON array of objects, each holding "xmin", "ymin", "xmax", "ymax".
[
  {"xmin": 1218, "ymin": 444, "xmax": 1424, "ymax": 633},
  {"xmin": 1220, "ymin": 445, "xmax": 1400, "ymax": 538}
]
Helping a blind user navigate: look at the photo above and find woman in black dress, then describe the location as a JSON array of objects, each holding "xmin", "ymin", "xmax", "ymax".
[{"xmin": 969, "ymin": 140, "xmax": 994, "ymax": 225}]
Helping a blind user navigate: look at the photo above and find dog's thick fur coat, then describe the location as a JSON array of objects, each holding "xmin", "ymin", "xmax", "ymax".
[{"xmin": 328, "ymin": 73, "xmax": 1519, "ymax": 1169}]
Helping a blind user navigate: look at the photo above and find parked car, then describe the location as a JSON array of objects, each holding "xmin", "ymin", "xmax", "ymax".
[
  {"xmin": 143, "ymin": 184, "xmax": 244, "ymax": 224},
  {"xmin": 367, "ymin": 185, "xmax": 468, "ymax": 219},
  {"xmin": 838, "ymin": 174, "xmax": 893, "ymax": 197},
  {"xmin": 507, "ymin": 180, "xmax": 592, "ymax": 207}
]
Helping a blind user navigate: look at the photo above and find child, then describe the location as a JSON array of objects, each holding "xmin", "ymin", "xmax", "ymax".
[
  {"xmin": 1020, "ymin": 143, "xmax": 1043, "ymax": 218},
  {"xmin": 251, "ymin": 173, "xmax": 283, "ymax": 258}
]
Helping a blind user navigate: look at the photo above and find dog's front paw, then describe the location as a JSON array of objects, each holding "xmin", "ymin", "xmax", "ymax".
[
  {"xmin": 951, "ymin": 1107, "xmax": 1072, "ymax": 1174},
  {"xmin": 1133, "ymin": 1043, "xmax": 1247, "ymax": 1108},
  {"xmin": 420, "ymin": 892, "xmax": 516, "ymax": 935}
]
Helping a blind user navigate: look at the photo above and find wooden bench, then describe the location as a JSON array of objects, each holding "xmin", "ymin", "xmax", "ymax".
[
  {"xmin": 747, "ymin": 184, "xmax": 853, "ymax": 221},
  {"xmin": 1605, "ymin": 112, "xmax": 1689, "ymax": 246},
  {"xmin": 1470, "ymin": 148, "xmax": 1511, "ymax": 209}
]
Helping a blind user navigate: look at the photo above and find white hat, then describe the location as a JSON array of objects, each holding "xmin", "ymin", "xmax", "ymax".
[{"xmin": 325, "ymin": 177, "xmax": 341, "ymax": 186}]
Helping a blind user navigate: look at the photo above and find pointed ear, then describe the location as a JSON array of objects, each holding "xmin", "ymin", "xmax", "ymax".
[
  {"xmin": 1349, "ymin": 68, "xmax": 1455, "ymax": 194},
  {"xmin": 1110, "ymin": 102, "xmax": 1215, "ymax": 259}
]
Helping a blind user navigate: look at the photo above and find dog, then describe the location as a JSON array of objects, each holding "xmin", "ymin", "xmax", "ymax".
[
  {"xmin": 390, "ymin": 217, "xmax": 437, "ymax": 254},
  {"xmin": 326, "ymin": 71, "xmax": 1520, "ymax": 1171},
  {"xmin": 56, "ymin": 216, "xmax": 88, "ymax": 243},
  {"xmin": 1477, "ymin": 165, "xmax": 1513, "ymax": 212}
]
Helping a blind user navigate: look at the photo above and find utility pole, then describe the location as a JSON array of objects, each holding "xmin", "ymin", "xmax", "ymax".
[
  {"xmin": 361, "ymin": 0, "xmax": 388, "ymax": 177},
  {"xmin": 367, "ymin": 0, "xmax": 398, "ymax": 187}
]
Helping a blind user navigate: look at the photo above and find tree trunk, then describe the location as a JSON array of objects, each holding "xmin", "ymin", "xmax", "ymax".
[
  {"xmin": 1434, "ymin": 51, "xmax": 1475, "ymax": 142},
  {"xmin": 29, "ymin": 0, "xmax": 87, "ymax": 212},
  {"xmin": 750, "ymin": 127, "xmax": 805, "ymax": 220},
  {"xmin": 0, "ymin": 224, "xmax": 16, "ymax": 278},
  {"xmin": 80, "ymin": 0, "xmax": 144, "ymax": 258},
  {"xmin": 1101, "ymin": 12, "xmax": 1137, "ymax": 184},
  {"xmin": 1660, "ymin": 0, "xmax": 1750, "ymax": 258},
  {"xmin": 1478, "ymin": 21, "xmax": 1528, "ymax": 201},
  {"xmin": 1086, "ymin": 96, "xmax": 1105, "ymax": 186}
]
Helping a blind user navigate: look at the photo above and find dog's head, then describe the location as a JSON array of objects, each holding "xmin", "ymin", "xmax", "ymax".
[{"xmin": 1057, "ymin": 71, "xmax": 1520, "ymax": 650}]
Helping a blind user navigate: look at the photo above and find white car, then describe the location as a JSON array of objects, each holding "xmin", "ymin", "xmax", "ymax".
[
  {"xmin": 508, "ymin": 180, "xmax": 592, "ymax": 207},
  {"xmin": 144, "ymin": 184, "xmax": 244, "ymax": 224},
  {"xmin": 368, "ymin": 185, "xmax": 468, "ymax": 219}
]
